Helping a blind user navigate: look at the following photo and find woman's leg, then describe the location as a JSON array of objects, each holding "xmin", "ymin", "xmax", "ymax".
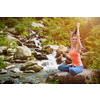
[
  {"xmin": 58, "ymin": 64, "xmax": 73, "ymax": 71},
  {"xmin": 69, "ymin": 65, "xmax": 83, "ymax": 75}
]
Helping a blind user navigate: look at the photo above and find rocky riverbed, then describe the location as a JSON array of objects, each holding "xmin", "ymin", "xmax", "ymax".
[{"xmin": 0, "ymin": 21, "xmax": 95, "ymax": 84}]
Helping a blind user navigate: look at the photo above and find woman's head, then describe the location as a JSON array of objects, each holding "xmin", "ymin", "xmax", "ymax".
[{"xmin": 72, "ymin": 36, "xmax": 77, "ymax": 45}]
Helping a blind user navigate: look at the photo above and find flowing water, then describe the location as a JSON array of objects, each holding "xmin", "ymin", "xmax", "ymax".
[{"xmin": 13, "ymin": 32, "xmax": 60, "ymax": 83}]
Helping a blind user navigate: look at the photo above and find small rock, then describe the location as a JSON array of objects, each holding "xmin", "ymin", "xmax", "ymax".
[
  {"xmin": 0, "ymin": 49, "xmax": 3, "ymax": 54},
  {"xmin": 3, "ymin": 80, "xmax": 14, "ymax": 84},
  {"xmin": 6, "ymin": 56, "xmax": 14, "ymax": 61},
  {"xmin": 5, "ymin": 64, "xmax": 16, "ymax": 69},
  {"xmin": 14, "ymin": 59, "xmax": 27, "ymax": 63},
  {"xmin": 10, "ymin": 68, "xmax": 20, "ymax": 73},
  {"xmin": 24, "ymin": 70, "xmax": 35, "ymax": 73},
  {"xmin": 0, "ymin": 69, "xmax": 7, "ymax": 74},
  {"xmin": 10, "ymin": 75, "xmax": 20, "ymax": 78}
]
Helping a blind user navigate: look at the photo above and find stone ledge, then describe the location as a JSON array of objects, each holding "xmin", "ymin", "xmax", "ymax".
[{"xmin": 46, "ymin": 69, "xmax": 100, "ymax": 84}]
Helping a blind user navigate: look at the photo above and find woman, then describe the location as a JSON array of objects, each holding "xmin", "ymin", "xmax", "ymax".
[{"xmin": 58, "ymin": 23, "xmax": 83, "ymax": 75}]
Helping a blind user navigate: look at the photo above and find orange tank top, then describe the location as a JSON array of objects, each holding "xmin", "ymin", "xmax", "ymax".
[{"xmin": 69, "ymin": 48, "xmax": 82, "ymax": 66}]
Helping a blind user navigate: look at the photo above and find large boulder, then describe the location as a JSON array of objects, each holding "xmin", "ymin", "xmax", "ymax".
[
  {"xmin": 15, "ymin": 46, "xmax": 31, "ymax": 59},
  {"xmin": 46, "ymin": 69, "xmax": 100, "ymax": 84},
  {"xmin": 56, "ymin": 45, "xmax": 69, "ymax": 55}
]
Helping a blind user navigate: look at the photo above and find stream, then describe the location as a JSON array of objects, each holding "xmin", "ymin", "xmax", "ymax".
[{"xmin": 0, "ymin": 30, "xmax": 60, "ymax": 84}]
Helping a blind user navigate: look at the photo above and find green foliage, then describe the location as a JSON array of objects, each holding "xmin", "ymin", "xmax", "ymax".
[
  {"xmin": 83, "ymin": 24, "xmax": 100, "ymax": 69},
  {"xmin": 4, "ymin": 18, "xmax": 19, "ymax": 28},
  {"xmin": 0, "ymin": 22, "xmax": 5, "ymax": 31},
  {"xmin": 47, "ymin": 79, "xmax": 60, "ymax": 84},
  {"xmin": 15, "ymin": 23, "xmax": 26, "ymax": 34},
  {"xmin": 30, "ymin": 55, "xmax": 34, "ymax": 60},
  {"xmin": 0, "ymin": 57, "xmax": 8, "ymax": 69},
  {"xmin": 0, "ymin": 35, "xmax": 17, "ymax": 49}
]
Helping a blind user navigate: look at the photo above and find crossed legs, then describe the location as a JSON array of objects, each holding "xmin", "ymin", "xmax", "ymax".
[{"xmin": 58, "ymin": 64, "xmax": 83, "ymax": 75}]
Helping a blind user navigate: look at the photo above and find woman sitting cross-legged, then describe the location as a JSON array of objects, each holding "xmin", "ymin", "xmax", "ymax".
[{"xmin": 58, "ymin": 23, "xmax": 83, "ymax": 75}]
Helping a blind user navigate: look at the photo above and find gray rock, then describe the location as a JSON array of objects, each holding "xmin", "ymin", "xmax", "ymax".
[
  {"xmin": 5, "ymin": 64, "xmax": 16, "ymax": 69},
  {"xmin": 24, "ymin": 70, "xmax": 35, "ymax": 73},
  {"xmin": 15, "ymin": 46, "xmax": 31, "ymax": 59},
  {"xmin": 0, "ymin": 55, "xmax": 5, "ymax": 60},
  {"xmin": 0, "ymin": 69, "xmax": 7, "ymax": 74},
  {"xmin": 32, "ymin": 21, "xmax": 44, "ymax": 28},
  {"xmin": 10, "ymin": 68, "xmax": 20, "ymax": 73},
  {"xmin": 14, "ymin": 59, "xmax": 27, "ymax": 63},
  {"xmin": 6, "ymin": 56, "xmax": 14, "ymax": 61},
  {"xmin": 46, "ymin": 69, "xmax": 100, "ymax": 84},
  {"xmin": 0, "ymin": 49, "xmax": 3, "ymax": 54},
  {"xmin": 25, "ymin": 65, "xmax": 43, "ymax": 72}
]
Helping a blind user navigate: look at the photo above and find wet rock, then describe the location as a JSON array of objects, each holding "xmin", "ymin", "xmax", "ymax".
[
  {"xmin": 20, "ymin": 60, "xmax": 38, "ymax": 71},
  {"xmin": 3, "ymin": 79, "xmax": 14, "ymax": 84},
  {"xmin": 0, "ymin": 69, "xmax": 7, "ymax": 74},
  {"xmin": 15, "ymin": 46, "xmax": 31, "ymax": 59},
  {"xmin": 10, "ymin": 75, "xmax": 20, "ymax": 78},
  {"xmin": 34, "ymin": 54, "xmax": 48, "ymax": 60},
  {"xmin": 14, "ymin": 59, "xmax": 27, "ymax": 63},
  {"xmin": 10, "ymin": 68, "xmax": 20, "ymax": 73},
  {"xmin": 24, "ymin": 70, "xmax": 35, "ymax": 73},
  {"xmin": 5, "ymin": 64, "xmax": 16, "ymax": 69},
  {"xmin": 25, "ymin": 44, "xmax": 36, "ymax": 48},
  {"xmin": 23, "ymin": 82, "xmax": 34, "ymax": 84},
  {"xmin": 41, "ymin": 62, "xmax": 49, "ymax": 66},
  {"xmin": 26, "ymin": 65, "xmax": 43, "ymax": 72},
  {"xmin": 46, "ymin": 69, "xmax": 100, "ymax": 84}
]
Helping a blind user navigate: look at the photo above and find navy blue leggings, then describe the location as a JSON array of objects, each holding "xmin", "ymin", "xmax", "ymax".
[{"xmin": 58, "ymin": 64, "xmax": 83, "ymax": 75}]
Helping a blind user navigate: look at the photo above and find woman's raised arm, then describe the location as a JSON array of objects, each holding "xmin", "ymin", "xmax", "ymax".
[{"xmin": 76, "ymin": 23, "xmax": 82, "ymax": 53}]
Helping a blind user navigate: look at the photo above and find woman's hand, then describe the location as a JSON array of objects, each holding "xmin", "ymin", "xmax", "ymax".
[{"xmin": 76, "ymin": 23, "xmax": 80, "ymax": 28}]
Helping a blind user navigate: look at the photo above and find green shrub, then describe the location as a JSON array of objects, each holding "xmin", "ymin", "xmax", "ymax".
[
  {"xmin": 15, "ymin": 23, "xmax": 26, "ymax": 34},
  {"xmin": 4, "ymin": 18, "xmax": 19, "ymax": 28},
  {"xmin": 0, "ymin": 22, "xmax": 5, "ymax": 31},
  {"xmin": 0, "ymin": 57, "xmax": 8, "ymax": 69}
]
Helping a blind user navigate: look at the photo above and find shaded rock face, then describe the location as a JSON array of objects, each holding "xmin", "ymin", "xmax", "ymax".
[
  {"xmin": 46, "ymin": 69, "xmax": 100, "ymax": 84},
  {"xmin": 15, "ymin": 46, "xmax": 31, "ymax": 60}
]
